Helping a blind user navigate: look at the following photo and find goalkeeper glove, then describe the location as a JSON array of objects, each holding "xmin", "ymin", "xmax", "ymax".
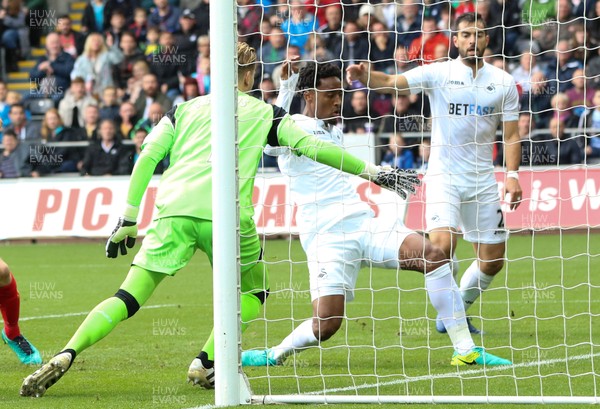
[
  {"xmin": 106, "ymin": 204, "xmax": 139, "ymax": 258},
  {"xmin": 360, "ymin": 161, "xmax": 421, "ymax": 200}
]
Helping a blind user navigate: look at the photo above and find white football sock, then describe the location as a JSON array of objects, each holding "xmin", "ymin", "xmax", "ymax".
[
  {"xmin": 425, "ymin": 263, "xmax": 475, "ymax": 354},
  {"xmin": 460, "ymin": 260, "xmax": 495, "ymax": 311},
  {"xmin": 271, "ymin": 319, "xmax": 318, "ymax": 361}
]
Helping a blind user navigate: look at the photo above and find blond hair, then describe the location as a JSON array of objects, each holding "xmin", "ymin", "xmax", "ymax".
[
  {"xmin": 237, "ymin": 42, "xmax": 256, "ymax": 76},
  {"xmin": 83, "ymin": 33, "xmax": 108, "ymax": 57}
]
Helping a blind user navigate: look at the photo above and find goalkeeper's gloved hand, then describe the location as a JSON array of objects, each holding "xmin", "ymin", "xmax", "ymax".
[
  {"xmin": 360, "ymin": 161, "xmax": 421, "ymax": 199},
  {"xmin": 106, "ymin": 204, "xmax": 139, "ymax": 258}
]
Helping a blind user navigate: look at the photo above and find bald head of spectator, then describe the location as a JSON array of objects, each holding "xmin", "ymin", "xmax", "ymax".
[
  {"xmin": 556, "ymin": 40, "xmax": 573, "ymax": 67},
  {"xmin": 142, "ymin": 74, "xmax": 160, "ymax": 98},
  {"xmin": 324, "ymin": 5, "xmax": 342, "ymax": 29},
  {"xmin": 401, "ymin": 0, "xmax": 419, "ymax": 21},
  {"xmin": 433, "ymin": 42, "xmax": 449, "ymax": 62},
  {"xmin": 45, "ymin": 32, "xmax": 62, "ymax": 58},
  {"xmin": 148, "ymin": 102, "xmax": 165, "ymax": 125},
  {"xmin": 549, "ymin": 117, "xmax": 566, "ymax": 140}
]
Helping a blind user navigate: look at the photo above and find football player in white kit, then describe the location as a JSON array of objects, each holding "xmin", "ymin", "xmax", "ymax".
[
  {"xmin": 242, "ymin": 61, "xmax": 511, "ymax": 367},
  {"xmin": 347, "ymin": 12, "xmax": 523, "ymax": 334}
]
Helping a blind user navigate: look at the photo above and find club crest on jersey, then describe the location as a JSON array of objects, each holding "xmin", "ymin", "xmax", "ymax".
[{"xmin": 486, "ymin": 83, "xmax": 496, "ymax": 93}]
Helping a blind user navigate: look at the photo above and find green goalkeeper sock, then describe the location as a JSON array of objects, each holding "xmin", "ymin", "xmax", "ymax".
[
  {"xmin": 64, "ymin": 266, "xmax": 164, "ymax": 356},
  {"xmin": 200, "ymin": 292, "xmax": 262, "ymax": 362},
  {"xmin": 64, "ymin": 296, "xmax": 128, "ymax": 355}
]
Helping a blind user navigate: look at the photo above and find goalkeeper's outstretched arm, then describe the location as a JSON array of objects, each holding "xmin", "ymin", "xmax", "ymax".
[{"xmin": 346, "ymin": 62, "xmax": 411, "ymax": 95}]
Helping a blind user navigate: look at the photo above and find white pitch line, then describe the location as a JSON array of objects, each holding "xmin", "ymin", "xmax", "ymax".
[
  {"xmin": 305, "ymin": 352, "xmax": 600, "ymax": 395},
  {"xmin": 182, "ymin": 405, "xmax": 215, "ymax": 409},
  {"xmin": 8, "ymin": 303, "xmax": 180, "ymax": 322}
]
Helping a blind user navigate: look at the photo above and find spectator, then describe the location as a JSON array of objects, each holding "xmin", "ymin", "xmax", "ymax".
[
  {"xmin": 565, "ymin": 68, "xmax": 594, "ymax": 120},
  {"xmin": 145, "ymin": 27, "xmax": 161, "ymax": 58},
  {"xmin": 116, "ymin": 101, "xmax": 138, "ymax": 139},
  {"xmin": 148, "ymin": 0, "xmax": 181, "ymax": 33},
  {"xmin": 577, "ymin": 89, "xmax": 600, "ymax": 161},
  {"xmin": 520, "ymin": 72, "xmax": 557, "ymax": 129},
  {"xmin": 546, "ymin": 39, "xmax": 583, "ymax": 93},
  {"xmin": 388, "ymin": 45, "xmax": 417, "ymax": 75},
  {"xmin": 79, "ymin": 119, "xmax": 131, "ymax": 176},
  {"xmin": 304, "ymin": 33, "xmax": 335, "ymax": 63},
  {"xmin": 334, "ymin": 20, "xmax": 369, "ymax": 77},
  {"xmin": 132, "ymin": 101, "xmax": 164, "ymax": 134},
  {"xmin": 106, "ymin": 0, "xmax": 137, "ymax": 26},
  {"xmin": 474, "ymin": 0, "xmax": 505, "ymax": 55},
  {"xmin": 192, "ymin": 0, "xmax": 210, "ymax": 36},
  {"xmin": 317, "ymin": 5, "xmax": 342, "ymax": 52},
  {"xmin": 34, "ymin": 108, "xmax": 84, "ymax": 174},
  {"xmin": 113, "ymin": 31, "xmax": 145, "ymax": 91},
  {"xmin": 518, "ymin": 112, "xmax": 541, "ymax": 166},
  {"xmin": 585, "ymin": 0, "xmax": 600, "ymax": 49},
  {"xmin": 1, "ymin": 0, "xmax": 30, "ymax": 72},
  {"xmin": 99, "ymin": 86, "xmax": 120, "ymax": 121},
  {"xmin": 79, "ymin": 104, "xmax": 101, "ymax": 141},
  {"xmin": 106, "ymin": 9, "xmax": 127, "ymax": 48},
  {"xmin": 125, "ymin": 60, "xmax": 151, "ymax": 103},
  {"xmin": 0, "ymin": 130, "xmax": 33, "ymax": 178},
  {"xmin": 551, "ymin": 92, "xmax": 579, "ymax": 128},
  {"xmin": 129, "ymin": 7, "xmax": 149, "ymax": 43},
  {"xmin": 81, "ymin": 0, "xmax": 111, "ymax": 33},
  {"xmin": 343, "ymin": 90, "xmax": 370, "ymax": 134},
  {"xmin": 374, "ymin": 0, "xmax": 400, "ymax": 30},
  {"xmin": 396, "ymin": 0, "xmax": 422, "ymax": 49},
  {"xmin": 174, "ymin": 9, "xmax": 202, "ymax": 76},
  {"xmin": 259, "ymin": 77, "xmax": 276, "ymax": 104},
  {"xmin": 415, "ymin": 138, "xmax": 430, "ymax": 172},
  {"xmin": 148, "ymin": 31, "xmax": 183, "ymax": 99},
  {"xmin": 381, "ymin": 133, "xmax": 415, "ymax": 169},
  {"xmin": 258, "ymin": 27, "xmax": 286, "ymax": 77},
  {"xmin": 0, "ymin": 81, "xmax": 7, "ymax": 115},
  {"xmin": 357, "ymin": 4, "xmax": 381, "ymax": 30},
  {"xmin": 129, "ymin": 127, "xmax": 164, "ymax": 173},
  {"xmin": 56, "ymin": 14, "xmax": 85, "ymax": 58},
  {"xmin": 407, "ymin": 16, "xmax": 449, "ymax": 64},
  {"xmin": 71, "ymin": 33, "xmax": 124, "ymax": 97},
  {"xmin": 237, "ymin": 0, "xmax": 262, "ymax": 49},
  {"xmin": 369, "ymin": 21, "xmax": 395, "ymax": 72},
  {"xmin": 173, "ymin": 77, "xmax": 200, "ymax": 106},
  {"xmin": 380, "ymin": 94, "xmax": 426, "ymax": 133},
  {"xmin": 549, "ymin": 117, "xmax": 584, "ymax": 165},
  {"xmin": 281, "ymin": 0, "xmax": 317, "ymax": 51},
  {"xmin": 58, "ymin": 77, "xmax": 98, "ymax": 128},
  {"xmin": 271, "ymin": 45, "xmax": 301, "ymax": 89},
  {"xmin": 0, "ymin": 91, "xmax": 30, "ymax": 128},
  {"xmin": 510, "ymin": 51, "xmax": 542, "ymax": 93},
  {"xmin": 5, "ymin": 104, "xmax": 40, "ymax": 143},
  {"xmin": 433, "ymin": 42, "xmax": 449, "ymax": 62},
  {"xmin": 29, "ymin": 32, "xmax": 75, "ymax": 103}
]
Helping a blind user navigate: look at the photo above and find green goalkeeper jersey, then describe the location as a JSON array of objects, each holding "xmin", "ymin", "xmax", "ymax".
[{"xmin": 125, "ymin": 91, "xmax": 366, "ymax": 233}]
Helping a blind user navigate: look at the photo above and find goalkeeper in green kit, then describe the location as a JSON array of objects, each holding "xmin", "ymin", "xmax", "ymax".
[{"xmin": 20, "ymin": 42, "xmax": 420, "ymax": 397}]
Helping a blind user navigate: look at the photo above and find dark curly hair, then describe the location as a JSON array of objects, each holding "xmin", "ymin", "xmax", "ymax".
[{"xmin": 297, "ymin": 62, "xmax": 342, "ymax": 91}]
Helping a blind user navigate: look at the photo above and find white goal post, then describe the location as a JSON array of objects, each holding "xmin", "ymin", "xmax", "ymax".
[{"xmin": 210, "ymin": 0, "xmax": 600, "ymax": 406}]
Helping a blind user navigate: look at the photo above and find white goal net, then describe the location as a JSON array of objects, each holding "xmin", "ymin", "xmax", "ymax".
[{"xmin": 233, "ymin": 0, "xmax": 600, "ymax": 404}]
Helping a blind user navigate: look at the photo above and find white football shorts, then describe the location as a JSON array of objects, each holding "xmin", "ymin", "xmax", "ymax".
[
  {"xmin": 302, "ymin": 215, "xmax": 416, "ymax": 302},
  {"xmin": 425, "ymin": 178, "xmax": 507, "ymax": 244}
]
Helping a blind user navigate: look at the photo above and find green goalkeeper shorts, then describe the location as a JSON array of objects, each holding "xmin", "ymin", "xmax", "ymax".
[{"xmin": 132, "ymin": 216, "xmax": 269, "ymax": 294}]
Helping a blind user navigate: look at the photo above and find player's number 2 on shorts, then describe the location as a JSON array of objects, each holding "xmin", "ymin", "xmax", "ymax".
[{"xmin": 497, "ymin": 209, "xmax": 505, "ymax": 229}]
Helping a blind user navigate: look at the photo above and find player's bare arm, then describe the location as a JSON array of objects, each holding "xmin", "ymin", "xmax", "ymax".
[
  {"xmin": 502, "ymin": 120, "xmax": 522, "ymax": 210},
  {"xmin": 346, "ymin": 62, "xmax": 410, "ymax": 95}
]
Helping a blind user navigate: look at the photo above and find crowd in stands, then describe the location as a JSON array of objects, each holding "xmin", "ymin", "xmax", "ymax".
[{"xmin": 0, "ymin": 0, "xmax": 600, "ymax": 178}]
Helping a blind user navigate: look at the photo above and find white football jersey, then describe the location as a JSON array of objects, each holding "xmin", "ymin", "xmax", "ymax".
[
  {"xmin": 403, "ymin": 58, "xmax": 519, "ymax": 186},
  {"xmin": 274, "ymin": 114, "xmax": 373, "ymax": 235}
]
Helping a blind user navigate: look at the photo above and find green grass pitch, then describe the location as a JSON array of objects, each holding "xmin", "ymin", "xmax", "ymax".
[{"xmin": 0, "ymin": 233, "xmax": 598, "ymax": 409}]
